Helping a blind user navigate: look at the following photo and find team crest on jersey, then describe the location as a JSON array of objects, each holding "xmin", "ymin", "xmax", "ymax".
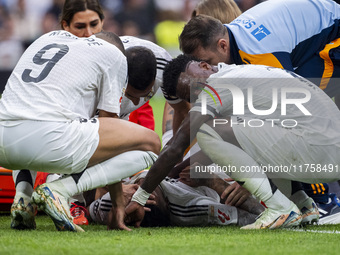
[
  {"xmin": 251, "ymin": 25, "xmax": 271, "ymax": 41},
  {"xmin": 217, "ymin": 209, "xmax": 230, "ymax": 223}
]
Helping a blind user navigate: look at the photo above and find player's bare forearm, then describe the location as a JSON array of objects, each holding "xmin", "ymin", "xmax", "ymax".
[
  {"xmin": 141, "ymin": 114, "xmax": 192, "ymax": 193},
  {"xmin": 162, "ymin": 102, "xmax": 174, "ymax": 135},
  {"xmin": 107, "ymin": 182, "xmax": 131, "ymax": 231},
  {"xmin": 167, "ymin": 157, "xmax": 190, "ymax": 178},
  {"xmin": 126, "ymin": 113, "xmax": 211, "ymax": 227},
  {"xmin": 108, "ymin": 182, "xmax": 124, "ymax": 207},
  {"xmin": 171, "ymin": 101, "xmax": 191, "ymax": 134},
  {"xmin": 168, "ymin": 150, "xmax": 212, "ymax": 178},
  {"xmin": 141, "ymin": 112, "xmax": 211, "ymax": 193},
  {"xmin": 141, "ymin": 139, "xmax": 188, "ymax": 193}
]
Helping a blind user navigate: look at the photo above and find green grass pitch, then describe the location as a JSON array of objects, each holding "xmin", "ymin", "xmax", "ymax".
[
  {"xmin": 0, "ymin": 215, "xmax": 340, "ymax": 255},
  {"xmin": 1, "ymin": 95, "xmax": 340, "ymax": 254},
  {"xmin": 149, "ymin": 94, "xmax": 166, "ymax": 139}
]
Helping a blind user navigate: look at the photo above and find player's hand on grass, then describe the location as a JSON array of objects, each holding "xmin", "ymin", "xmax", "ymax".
[
  {"xmin": 125, "ymin": 201, "xmax": 145, "ymax": 228},
  {"xmin": 221, "ymin": 178, "xmax": 251, "ymax": 207},
  {"xmin": 107, "ymin": 205, "xmax": 131, "ymax": 231}
]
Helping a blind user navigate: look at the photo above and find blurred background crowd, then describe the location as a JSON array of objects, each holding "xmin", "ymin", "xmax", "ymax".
[{"xmin": 0, "ymin": 0, "xmax": 267, "ymax": 73}]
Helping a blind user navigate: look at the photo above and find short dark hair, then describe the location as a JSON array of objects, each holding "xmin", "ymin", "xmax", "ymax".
[
  {"xmin": 162, "ymin": 54, "xmax": 199, "ymax": 98},
  {"xmin": 95, "ymin": 31, "xmax": 125, "ymax": 54},
  {"xmin": 60, "ymin": 0, "xmax": 105, "ymax": 28},
  {"xmin": 140, "ymin": 204, "xmax": 171, "ymax": 227},
  {"xmin": 179, "ymin": 15, "xmax": 227, "ymax": 54},
  {"xmin": 126, "ymin": 46, "xmax": 157, "ymax": 90}
]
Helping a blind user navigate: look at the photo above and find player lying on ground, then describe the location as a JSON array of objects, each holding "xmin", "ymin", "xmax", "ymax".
[{"xmin": 88, "ymin": 170, "xmax": 264, "ymax": 228}]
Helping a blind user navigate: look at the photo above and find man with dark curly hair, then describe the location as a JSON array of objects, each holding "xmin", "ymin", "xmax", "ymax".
[{"xmin": 126, "ymin": 54, "xmax": 340, "ymax": 229}]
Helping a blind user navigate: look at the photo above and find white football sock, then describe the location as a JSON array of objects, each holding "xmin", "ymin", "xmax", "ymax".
[
  {"xmin": 271, "ymin": 178, "xmax": 293, "ymax": 197},
  {"xmin": 290, "ymin": 190, "xmax": 310, "ymax": 209},
  {"xmin": 271, "ymin": 179, "xmax": 309, "ymax": 209},
  {"xmin": 47, "ymin": 150, "xmax": 157, "ymax": 198}
]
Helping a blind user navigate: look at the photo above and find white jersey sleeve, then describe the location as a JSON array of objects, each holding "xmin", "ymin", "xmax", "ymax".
[{"xmin": 0, "ymin": 31, "xmax": 127, "ymax": 122}]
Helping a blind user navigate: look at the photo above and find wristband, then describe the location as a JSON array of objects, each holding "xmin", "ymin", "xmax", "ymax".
[{"xmin": 131, "ymin": 187, "xmax": 151, "ymax": 206}]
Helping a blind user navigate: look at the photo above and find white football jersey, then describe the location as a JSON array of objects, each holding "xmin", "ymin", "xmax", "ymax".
[
  {"xmin": 191, "ymin": 64, "xmax": 340, "ymax": 146},
  {"xmin": 119, "ymin": 36, "xmax": 172, "ymax": 119},
  {"xmin": 90, "ymin": 170, "xmax": 238, "ymax": 226},
  {"xmin": 0, "ymin": 30, "xmax": 127, "ymax": 122}
]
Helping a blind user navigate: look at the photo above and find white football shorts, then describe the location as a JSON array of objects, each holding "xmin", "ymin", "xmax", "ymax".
[{"xmin": 0, "ymin": 119, "xmax": 99, "ymax": 174}]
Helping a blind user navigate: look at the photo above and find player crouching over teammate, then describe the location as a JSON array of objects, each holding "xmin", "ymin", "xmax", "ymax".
[
  {"xmin": 1, "ymin": 30, "xmax": 161, "ymax": 232},
  {"xmin": 126, "ymin": 54, "xmax": 340, "ymax": 229}
]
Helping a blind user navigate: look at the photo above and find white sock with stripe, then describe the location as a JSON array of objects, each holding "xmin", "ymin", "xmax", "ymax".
[
  {"xmin": 197, "ymin": 124, "xmax": 292, "ymax": 210},
  {"xmin": 46, "ymin": 150, "xmax": 157, "ymax": 199}
]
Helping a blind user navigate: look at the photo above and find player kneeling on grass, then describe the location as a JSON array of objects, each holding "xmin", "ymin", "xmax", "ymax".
[
  {"xmin": 0, "ymin": 30, "xmax": 161, "ymax": 232},
  {"xmin": 125, "ymin": 54, "xmax": 340, "ymax": 230}
]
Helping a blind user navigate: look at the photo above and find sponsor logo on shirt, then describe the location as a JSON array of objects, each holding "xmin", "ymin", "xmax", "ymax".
[
  {"xmin": 251, "ymin": 25, "xmax": 271, "ymax": 41},
  {"xmin": 232, "ymin": 19, "xmax": 256, "ymax": 29}
]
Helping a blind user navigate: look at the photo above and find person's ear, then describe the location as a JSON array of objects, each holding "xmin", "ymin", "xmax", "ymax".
[
  {"xmin": 61, "ymin": 20, "xmax": 69, "ymax": 31},
  {"xmin": 217, "ymin": 38, "xmax": 228, "ymax": 53},
  {"xmin": 178, "ymin": 72, "xmax": 191, "ymax": 87},
  {"xmin": 199, "ymin": 61, "xmax": 212, "ymax": 70}
]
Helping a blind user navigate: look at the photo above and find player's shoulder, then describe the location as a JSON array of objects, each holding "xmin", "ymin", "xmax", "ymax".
[
  {"xmin": 37, "ymin": 30, "xmax": 82, "ymax": 45},
  {"xmin": 120, "ymin": 35, "xmax": 155, "ymax": 49},
  {"xmin": 214, "ymin": 63, "xmax": 293, "ymax": 78},
  {"xmin": 36, "ymin": 31, "xmax": 112, "ymax": 49},
  {"xmin": 120, "ymin": 36, "xmax": 172, "ymax": 60},
  {"xmin": 23, "ymin": 31, "xmax": 81, "ymax": 57},
  {"xmin": 82, "ymin": 34, "xmax": 126, "ymax": 62}
]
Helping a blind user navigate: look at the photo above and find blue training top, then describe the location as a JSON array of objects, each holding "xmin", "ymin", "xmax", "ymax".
[{"xmin": 225, "ymin": 0, "xmax": 340, "ymax": 73}]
